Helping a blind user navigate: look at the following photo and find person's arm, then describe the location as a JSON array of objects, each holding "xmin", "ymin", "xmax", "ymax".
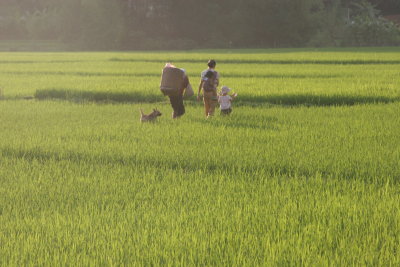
[
  {"xmin": 180, "ymin": 75, "xmax": 189, "ymax": 96},
  {"xmin": 215, "ymin": 71, "xmax": 220, "ymax": 87},
  {"xmin": 197, "ymin": 80, "xmax": 204, "ymax": 101}
]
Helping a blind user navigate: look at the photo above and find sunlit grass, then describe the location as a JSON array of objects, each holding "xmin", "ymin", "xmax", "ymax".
[
  {"xmin": 0, "ymin": 48, "xmax": 399, "ymax": 265},
  {"xmin": 1, "ymin": 48, "xmax": 400, "ymax": 103}
]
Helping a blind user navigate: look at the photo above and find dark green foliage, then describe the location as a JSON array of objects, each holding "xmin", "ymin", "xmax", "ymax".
[
  {"xmin": 345, "ymin": 0, "xmax": 400, "ymax": 46},
  {"xmin": 0, "ymin": 0, "xmax": 399, "ymax": 49}
]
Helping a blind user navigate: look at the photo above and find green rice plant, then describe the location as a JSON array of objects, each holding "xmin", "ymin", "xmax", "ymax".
[
  {"xmin": 0, "ymin": 48, "xmax": 399, "ymax": 265},
  {"xmin": 34, "ymin": 88, "xmax": 163, "ymax": 103},
  {"xmin": 0, "ymin": 47, "xmax": 400, "ymax": 104}
]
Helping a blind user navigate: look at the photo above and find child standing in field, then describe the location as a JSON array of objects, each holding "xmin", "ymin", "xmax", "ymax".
[{"xmin": 218, "ymin": 86, "xmax": 237, "ymax": 115}]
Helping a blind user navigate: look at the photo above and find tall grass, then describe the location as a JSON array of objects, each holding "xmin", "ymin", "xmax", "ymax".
[
  {"xmin": 0, "ymin": 48, "xmax": 399, "ymax": 265},
  {"xmin": 1, "ymin": 48, "xmax": 400, "ymax": 104}
]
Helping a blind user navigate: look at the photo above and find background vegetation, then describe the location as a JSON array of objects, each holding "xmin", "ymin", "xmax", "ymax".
[{"xmin": 1, "ymin": 0, "xmax": 400, "ymax": 50}]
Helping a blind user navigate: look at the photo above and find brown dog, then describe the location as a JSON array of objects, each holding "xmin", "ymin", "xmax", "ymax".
[{"xmin": 140, "ymin": 108, "xmax": 162, "ymax": 122}]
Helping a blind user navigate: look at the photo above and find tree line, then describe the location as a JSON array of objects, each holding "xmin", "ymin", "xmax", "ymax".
[{"xmin": 0, "ymin": 0, "xmax": 399, "ymax": 50}]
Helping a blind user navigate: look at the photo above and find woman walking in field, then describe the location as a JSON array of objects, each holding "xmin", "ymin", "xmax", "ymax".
[
  {"xmin": 161, "ymin": 63, "xmax": 192, "ymax": 119},
  {"xmin": 197, "ymin": 59, "xmax": 220, "ymax": 118},
  {"xmin": 170, "ymin": 68, "xmax": 190, "ymax": 119}
]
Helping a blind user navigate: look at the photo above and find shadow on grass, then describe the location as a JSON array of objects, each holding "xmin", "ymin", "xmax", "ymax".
[
  {"xmin": 234, "ymin": 94, "xmax": 400, "ymax": 106},
  {"xmin": 35, "ymin": 88, "xmax": 164, "ymax": 103},
  {"xmin": 0, "ymin": 60, "xmax": 87, "ymax": 64},
  {"xmin": 3, "ymin": 71, "xmax": 344, "ymax": 79},
  {"xmin": 4, "ymin": 57, "xmax": 398, "ymax": 65},
  {"xmin": 192, "ymin": 116, "xmax": 280, "ymax": 130},
  {"xmin": 2, "ymin": 71, "xmax": 159, "ymax": 78},
  {"xmin": 110, "ymin": 58, "xmax": 400, "ymax": 65},
  {"xmin": 1, "ymin": 146, "xmax": 397, "ymax": 184},
  {"xmin": 34, "ymin": 89, "xmax": 399, "ymax": 106}
]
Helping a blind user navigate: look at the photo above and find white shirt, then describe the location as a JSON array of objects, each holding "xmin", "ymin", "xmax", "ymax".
[{"xmin": 218, "ymin": 95, "xmax": 232, "ymax": 110}]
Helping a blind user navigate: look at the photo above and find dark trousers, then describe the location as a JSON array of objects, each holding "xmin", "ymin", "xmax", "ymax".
[
  {"xmin": 221, "ymin": 108, "xmax": 232, "ymax": 115},
  {"xmin": 169, "ymin": 94, "xmax": 185, "ymax": 118}
]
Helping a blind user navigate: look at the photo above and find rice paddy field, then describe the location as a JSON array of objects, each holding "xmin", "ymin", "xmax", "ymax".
[{"xmin": 0, "ymin": 47, "xmax": 399, "ymax": 266}]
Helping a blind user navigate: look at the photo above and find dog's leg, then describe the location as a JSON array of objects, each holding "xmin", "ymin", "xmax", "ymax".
[{"xmin": 139, "ymin": 109, "xmax": 146, "ymax": 122}]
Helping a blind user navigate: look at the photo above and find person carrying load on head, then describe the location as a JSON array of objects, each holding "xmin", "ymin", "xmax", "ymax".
[
  {"xmin": 160, "ymin": 63, "xmax": 193, "ymax": 119},
  {"xmin": 197, "ymin": 59, "xmax": 220, "ymax": 118}
]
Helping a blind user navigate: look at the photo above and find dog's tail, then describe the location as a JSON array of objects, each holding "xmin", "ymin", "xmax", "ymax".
[{"xmin": 139, "ymin": 108, "xmax": 144, "ymax": 116}]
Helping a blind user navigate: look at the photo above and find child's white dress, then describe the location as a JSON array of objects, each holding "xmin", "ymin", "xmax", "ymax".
[{"xmin": 218, "ymin": 95, "xmax": 232, "ymax": 110}]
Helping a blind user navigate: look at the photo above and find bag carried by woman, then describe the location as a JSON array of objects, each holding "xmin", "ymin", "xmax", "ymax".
[
  {"xmin": 184, "ymin": 83, "xmax": 194, "ymax": 98},
  {"xmin": 160, "ymin": 65, "xmax": 185, "ymax": 96}
]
